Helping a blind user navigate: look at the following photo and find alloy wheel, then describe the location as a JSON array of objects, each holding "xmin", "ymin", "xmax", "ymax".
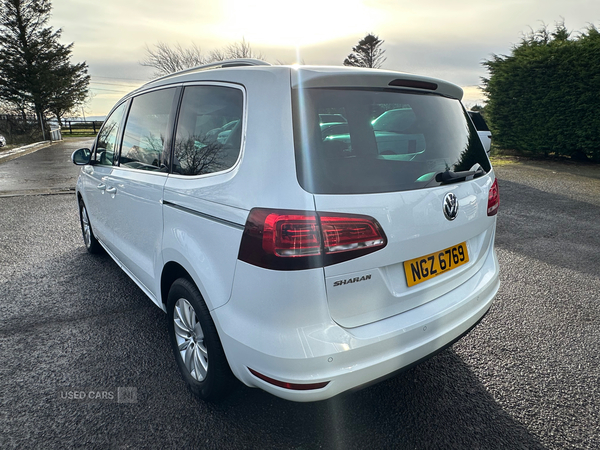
[
  {"xmin": 81, "ymin": 204, "xmax": 92, "ymax": 248},
  {"xmin": 173, "ymin": 298, "xmax": 209, "ymax": 381}
]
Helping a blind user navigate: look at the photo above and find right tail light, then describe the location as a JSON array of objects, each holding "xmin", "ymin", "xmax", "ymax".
[{"xmin": 487, "ymin": 178, "xmax": 499, "ymax": 216}]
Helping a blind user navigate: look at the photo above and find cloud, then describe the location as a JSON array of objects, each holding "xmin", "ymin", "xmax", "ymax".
[{"xmin": 49, "ymin": 0, "xmax": 599, "ymax": 115}]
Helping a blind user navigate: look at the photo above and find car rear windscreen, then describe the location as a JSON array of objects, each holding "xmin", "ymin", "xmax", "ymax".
[{"xmin": 293, "ymin": 88, "xmax": 491, "ymax": 194}]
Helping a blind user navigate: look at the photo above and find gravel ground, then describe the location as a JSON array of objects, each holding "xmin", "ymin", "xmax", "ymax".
[{"xmin": 0, "ymin": 150, "xmax": 598, "ymax": 449}]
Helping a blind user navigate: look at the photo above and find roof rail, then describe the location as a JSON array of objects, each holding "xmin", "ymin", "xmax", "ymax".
[
  {"xmin": 201, "ymin": 58, "xmax": 271, "ymax": 70},
  {"xmin": 150, "ymin": 59, "xmax": 271, "ymax": 84}
]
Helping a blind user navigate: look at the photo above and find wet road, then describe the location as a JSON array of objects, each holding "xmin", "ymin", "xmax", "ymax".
[
  {"xmin": 0, "ymin": 138, "xmax": 93, "ymax": 196},
  {"xmin": 0, "ymin": 148, "xmax": 599, "ymax": 449}
]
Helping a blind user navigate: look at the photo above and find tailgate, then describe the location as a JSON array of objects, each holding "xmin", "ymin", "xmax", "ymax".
[{"xmin": 315, "ymin": 175, "xmax": 497, "ymax": 328}]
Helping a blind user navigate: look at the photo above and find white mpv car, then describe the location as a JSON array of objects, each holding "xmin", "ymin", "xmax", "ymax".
[{"xmin": 72, "ymin": 60, "xmax": 500, "ymax": 402}]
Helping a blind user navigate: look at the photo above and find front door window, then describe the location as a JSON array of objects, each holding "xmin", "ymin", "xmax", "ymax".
[{"xmin": 94, "ymin": 102, "xmax": 127, "ymax": 166}]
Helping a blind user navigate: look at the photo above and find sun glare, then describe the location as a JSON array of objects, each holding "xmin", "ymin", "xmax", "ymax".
[{"xmin": 217, "ymin": 0, "xmax": 378, "ymax": 47}]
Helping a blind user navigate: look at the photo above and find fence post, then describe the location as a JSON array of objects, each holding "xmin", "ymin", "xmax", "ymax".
[
  {"xmin": 69, "ymin": 121, "xmax": 72, "ymax": 135},
  {"xmin": 93, "ymin": 121, "xmax": 97, "ymax": 133}
]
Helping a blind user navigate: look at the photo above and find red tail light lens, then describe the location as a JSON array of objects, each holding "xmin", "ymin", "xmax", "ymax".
[
  {"xmin": 238, "ymin": 208, "xmax": 387, "ymax": 270},
  {"xmin": 487, "ymin": 178, "xmax": 499, "ymax": 216},
  {"xmin": 263, "ymin": 213, "xmax": 321, "ymax": 257},
  {"xmin": 321, "ymin": 216, "xmax": 386, "ymax": 254}
]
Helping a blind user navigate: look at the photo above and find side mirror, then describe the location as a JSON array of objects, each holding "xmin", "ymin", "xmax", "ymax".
[{"xmin": 71, "ymin": 148, "xmax": 92, "ymax": 165}]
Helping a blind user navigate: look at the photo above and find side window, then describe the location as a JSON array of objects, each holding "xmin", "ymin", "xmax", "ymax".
[
  {"xmin": 173, "ymin": 85, "xmax": 244, "ymax": 176},
  {"xmin": 119, "ymin": 88, "xmax": 177, "ymax": 171},
  {"xmin": 94, "ymin": 102, "xmax": 127, "ymax": 166}
]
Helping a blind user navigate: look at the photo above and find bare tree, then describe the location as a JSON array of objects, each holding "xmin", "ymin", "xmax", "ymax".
[
  {"xmin": 141, "ymin": 42, "xmax": 208, "ymax": 77},
  {"xmin": 173, "ymin": 135, "xmax": 227, "ymax": 175},
  {"xmin": 222, "ymin": 37, "xmax": 265, "ymax": 60},
  {"xmin": 141, "ymin": 39, "xmax": 265, "ymax": 77},
  {"xmin": 208, "ymin": 48, "xmax": 227, "ymax": 63}
]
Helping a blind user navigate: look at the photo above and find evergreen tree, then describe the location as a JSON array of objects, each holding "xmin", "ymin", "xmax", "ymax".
[
  {"xmin": 0, "ymin": 0, "xmax": 90, "ymax": 130},
  {"xmin": 343, "ymin": 33, "xmax": 387, "ymax": 69},
  {"xmin": 482, "ymin": 22, "xmax": 600, "ymax": 161}
]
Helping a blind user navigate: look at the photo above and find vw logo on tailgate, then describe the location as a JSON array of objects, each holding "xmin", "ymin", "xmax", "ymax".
[{"xmin": 443, "ymin": 193, "xmax": 459, "ymax": 221}]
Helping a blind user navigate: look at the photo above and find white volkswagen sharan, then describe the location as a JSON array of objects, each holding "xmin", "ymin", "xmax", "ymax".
[{"xmin": 72, "ymin": 60, "xmax": 500, "ymax": 402}]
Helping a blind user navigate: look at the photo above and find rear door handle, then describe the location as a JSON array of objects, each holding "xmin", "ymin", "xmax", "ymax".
[
  {"xmin": 97, "ymin": 183, "xmax": 106, "ymax": 190},
  {"xmin": 105, "ymin": 186, "xmax": 117, "ymax": 195}
]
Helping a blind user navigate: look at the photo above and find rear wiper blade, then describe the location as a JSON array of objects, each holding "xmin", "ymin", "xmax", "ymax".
[{"xmin": 435, "ymin": 164, "xmax": 486, "ymax": 185}]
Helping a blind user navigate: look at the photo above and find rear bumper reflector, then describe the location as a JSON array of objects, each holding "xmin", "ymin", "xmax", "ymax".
[{"xmin": 248, "ymin": 368, "xmax": 330, "ymax": 391}]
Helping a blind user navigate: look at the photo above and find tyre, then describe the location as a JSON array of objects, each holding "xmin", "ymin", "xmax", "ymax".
[
  {"xmin": 166, "ymin": 278, "xmax": 234, "ymax": 401},
  {"xmin": 78, "ymin": 198, "xmax": 102, "ymax": 254}
]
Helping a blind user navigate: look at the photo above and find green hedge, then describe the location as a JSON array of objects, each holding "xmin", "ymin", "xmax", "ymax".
[{"xmin": 483, "ymin": 24, "xmax": 600, "ymax": 161}]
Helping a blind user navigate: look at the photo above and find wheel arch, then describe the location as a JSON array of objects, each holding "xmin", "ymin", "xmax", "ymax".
[
  {"xmin": 161, "ymin": 261, "xmax": 194, "ymax": 308},
  {"xmin": 76, "ymin": 191, "xmax": 85, "ymax": 209}
]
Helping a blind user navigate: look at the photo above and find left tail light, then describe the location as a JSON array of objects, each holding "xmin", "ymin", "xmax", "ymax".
[{"xmin": 238, "ymin": 208, "xmax": 387, "ymax": 270}]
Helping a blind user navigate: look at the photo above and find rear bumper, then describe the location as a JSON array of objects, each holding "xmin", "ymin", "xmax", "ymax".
[{"xmin": 213, "ymin": 247, "xmax": 499, "ymax": 402}]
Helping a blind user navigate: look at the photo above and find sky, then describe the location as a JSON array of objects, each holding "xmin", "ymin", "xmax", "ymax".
[{"xmin": 49, "ymin": 0, "xmax": 599, "ymax": 117}]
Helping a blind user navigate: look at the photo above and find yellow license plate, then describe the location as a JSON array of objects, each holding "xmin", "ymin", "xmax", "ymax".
[{"xmin": 404, "ymin": 242, "xmax": 469, "ymax": 287}]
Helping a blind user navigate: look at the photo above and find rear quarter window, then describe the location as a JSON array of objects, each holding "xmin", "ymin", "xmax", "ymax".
[
  {"xmin": 173, "ymin": 85, "xmax": 244, "ymax": 176},
  {"xmin": 293, "ymin": 88, "xmax": 491, "ymax": 194}
]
